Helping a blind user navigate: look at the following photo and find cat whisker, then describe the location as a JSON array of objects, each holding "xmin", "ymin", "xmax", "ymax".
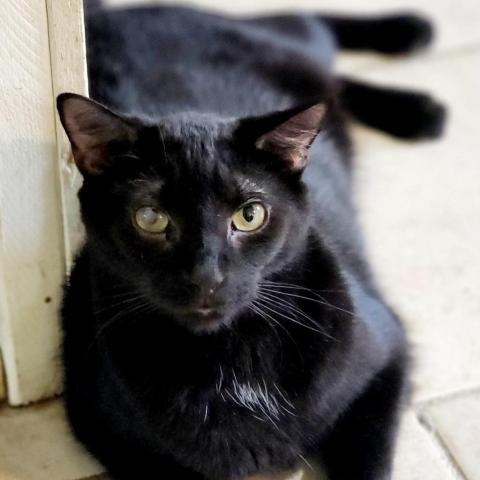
[
  {"xmin": 249, "ymin": 303, "xmax": 284, "ymax": 347},
  {"xmin": 259, "ymin": 284, "xmax": 355, "ymax": 318},
  {"xmin": 93, "ymin": 293, "xmax": 151, "ymax": 315},
  {"xmin": 254, "ymin": 298, "xmax": 337, "ymax": 342},
  {"xmin": 257, "ymin": 293, "xmax": 322, "ymax": 329},
  {"xmin": 257, "ymin": 292, "xmax": 344, "ymax": 339},
  {"xmin": 250, "ymin": 302, "xmax": 304, "ymax": 363},
  {"xmin": 251, "ymin": 302, "xmax": 296, "ymax": 344},
  {"xmin": 260, "ymin": 281, "xmax": 345, "ymax": 303},
  {"xmin": 257, "ymin": 291, "xmax": 324, "ymax": 330},
  {"xmin": 158, "ymin": 129, "xmax": 172, "ymax": 164},
  {"xmin": 86, "ymin": 298, "xmax": 156, "ymax": 356},
  {"xmin": 257, "ymin": 290, "xmax": 339, "ymax": 342},
  {"xmin": 203, "ymin": 404, "xmax": 209, "ymax": 423},
  {"xmin": 96, "ymin": 282, "xmax": 142, "ymax": 295},
  {"xmin": 260, "ymin": 280, "xmax": 345, "ymax": 295},
  {"xmin": 298, "ymin": 454, "xmax": 314, "ymax": 472}
]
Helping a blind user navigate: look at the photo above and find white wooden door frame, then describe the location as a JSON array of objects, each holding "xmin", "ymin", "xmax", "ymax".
[{"xmin": 0, "ymin": 0, "xmax": 87, "ymax": 406}]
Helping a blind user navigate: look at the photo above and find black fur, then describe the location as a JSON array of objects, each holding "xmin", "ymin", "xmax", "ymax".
[
  {"xmin": 322, "ymin": 13, "xmax": 434, "ymax": 54},
  {"xmin": 340, "ymin": 78, "xmax": 446, "ymax": 139},
  {"xmin": 57, "ymin": 4, "xmax": 444, "ymax": 479},
  {"xmin": 84, "ymin": 0, "xmax": 102, "ymax": 13}
]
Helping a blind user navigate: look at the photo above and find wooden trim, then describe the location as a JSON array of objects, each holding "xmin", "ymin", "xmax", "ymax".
[
  {"xmin": 0, "ymin": 349, "xmax": 6, "ymax": 402},
  {"xmin": 46, "ymin": 0, "xmax": 88, "ymax": 269},
  {"xmin": 0, "ymin": 0, "xmax": 87, "ymax": 405}
]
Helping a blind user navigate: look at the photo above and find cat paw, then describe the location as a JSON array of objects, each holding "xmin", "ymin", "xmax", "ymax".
[
  {"xmin": 388, "ymin": 92, "xmax": 447, "ymax": 140},
  {"xmin": 406, "ymin": 94, "xmax": 447, "ymax": 139},
  {"xmin": 375, "ymin": 14, "xmax": 434, "ymax": 54}
]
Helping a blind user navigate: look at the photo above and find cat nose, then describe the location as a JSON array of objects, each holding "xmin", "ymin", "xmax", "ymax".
[{"xmin": 191, "ymin": 261, "xmax": 225, "ymax": 306}]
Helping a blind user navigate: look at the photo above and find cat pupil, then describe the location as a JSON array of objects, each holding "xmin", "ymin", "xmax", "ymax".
[
  {"xmin": 143, "ymin": 209, "xmax": 157, "ymax": 224},
  {"xmin": 243, "ymin": 205, "xmax": 255, "ymax": 222}
]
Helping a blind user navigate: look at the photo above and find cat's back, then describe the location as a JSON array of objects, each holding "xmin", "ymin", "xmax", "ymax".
[{"xmin": 85, "ymin": 5, "xmax": 335, "ymax": 117}]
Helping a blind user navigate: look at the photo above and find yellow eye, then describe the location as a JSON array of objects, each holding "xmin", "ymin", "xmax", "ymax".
[
  {"xmin": 232, "ymin": 202, "xmax": 266, "ymax": 232},
  {"xmin": 134, "ymin": 207, "xmax": 169, "ymax": 233}
]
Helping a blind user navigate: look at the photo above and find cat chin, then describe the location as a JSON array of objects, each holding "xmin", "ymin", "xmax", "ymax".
[
  {"xmin": 173, "ymin": 308, "xmax": 234, "ymax": 335},
  {"xmin": 181, "ymin": 317, "xmax": 230, "ymax": 335},
  {"xmin": 188, "ymin": 319, "xmax": 227, "ymax": 335}
]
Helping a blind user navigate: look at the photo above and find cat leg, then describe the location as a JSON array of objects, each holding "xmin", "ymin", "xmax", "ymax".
[
  {"xmin": 318, "ymin": 357, "xmax": 408, "ymax": 480},
  {"xmin": 339, "ymin": 77, "xmax": 446, "ymax": 140},
  {"xmin": 66, "ymin": 409, "xmax": 205, "ymax": 480},
  {"xmin": 106, "ymin": 458, "xmax": 205, "ymax": 480},
  {"xmin": 87, "ymin": 444, "xmax": 206, "ymax": 480},
  {"xmin": 240, "ymin": 13, "xmax": 433, "ymax": 55}
]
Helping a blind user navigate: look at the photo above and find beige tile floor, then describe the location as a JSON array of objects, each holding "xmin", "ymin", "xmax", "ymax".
[{"xmin": 1, "ymin": 0, "xmax": 479, "ymax": 479}]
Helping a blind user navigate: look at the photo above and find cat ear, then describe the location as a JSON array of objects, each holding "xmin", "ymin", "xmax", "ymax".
[
  {"xmin": 57, "ymin": 93, "xmax": 138, "ymax": 176},
  {"xmin": 239, "ymin": 102, "xmax": 327, "ymax": 174}
]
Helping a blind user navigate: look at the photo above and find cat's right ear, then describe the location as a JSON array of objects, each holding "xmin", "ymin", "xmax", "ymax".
[
  {"xmin": 57, "ymin": 93, "xmax": 138, "ymax": 176},
  {"xmin": 234, "ymin": 101, "xmax": 327, "ymax": 176}
]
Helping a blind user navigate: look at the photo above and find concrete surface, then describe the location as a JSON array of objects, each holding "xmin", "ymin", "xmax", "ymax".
[
  {"xmin": 1, "ymin": 0, "xmax": 479, "ymax": 479},
  {"xmin": 421, "ymin": 390, "xmax": 480, "ymax": 480},
  {"xmin": 0, "ymin": 401, "xmax": 103, "ymax": 480}
]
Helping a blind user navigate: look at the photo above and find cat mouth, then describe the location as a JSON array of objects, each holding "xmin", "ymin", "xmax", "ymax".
[
  {"xmin": 193, "ymin": 307, "xmax": 217, "ymax": 316},
  {"xmin": 187, "ymin": 307, "xmax": 222, "ymax": 321},
  {"xmin": 181, "ymin": 306, "xmax": 226, "ymax": 333}
]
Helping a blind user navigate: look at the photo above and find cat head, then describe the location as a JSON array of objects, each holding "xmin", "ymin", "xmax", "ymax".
[{"xmin": 57, "ymin": 93, "xmax": 327, "ymax": 334}]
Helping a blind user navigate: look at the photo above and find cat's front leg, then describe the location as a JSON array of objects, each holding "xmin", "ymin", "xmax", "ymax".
[
  {"xmin": 318, "ymin": 357, "xmax": 407, "ymax": 480},
  {"xmin": 104, "ymin": 454, "xmax": 206, "ymax": 480},
  {"xmin": 75, "ymin": 430, "xmax": 205, "ymax": 480}
]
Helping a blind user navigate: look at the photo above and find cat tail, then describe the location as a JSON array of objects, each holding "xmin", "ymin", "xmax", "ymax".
[
  {"xmin": 84, "ymin": 0, "xmax": 103, "ymax": 13},
  {"xmin": 337, "ymin": 77, "xmax": 447, "ymax": 140}
]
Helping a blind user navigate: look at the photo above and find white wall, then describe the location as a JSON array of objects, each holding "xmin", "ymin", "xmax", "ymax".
[{"xmin": 0, "ymin": 0, "xmax": 87, "ymax": 406}]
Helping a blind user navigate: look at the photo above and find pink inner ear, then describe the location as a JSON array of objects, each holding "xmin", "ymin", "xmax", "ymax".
[
  {"xmin": 255, "ymin": 103, "xmax": 327, "ymax": 172},
  {"xmin": 64, "ymin": 99, "xmax": 120, "ymax": 151},
  {"xmin": 59, "ymin": 95, "xmax": 137, "ymax": 176}
]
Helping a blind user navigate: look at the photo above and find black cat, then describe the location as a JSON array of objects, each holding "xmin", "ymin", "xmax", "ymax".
[{"xmin": 57, "ymin": 2, "xmax": 445, "ymax": 479}]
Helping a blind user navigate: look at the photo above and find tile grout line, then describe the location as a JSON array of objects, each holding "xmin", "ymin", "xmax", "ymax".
[
  {"xmin": 409, "ymin": 383, "xmax": 480, "ymax": 479},
  {"xmin": 414, "ymin": 384, "xmax": 480, "ymax": 409},
  {"xmin": 415, "ymin": 409, "xmax": 468, "ymax": 480}
]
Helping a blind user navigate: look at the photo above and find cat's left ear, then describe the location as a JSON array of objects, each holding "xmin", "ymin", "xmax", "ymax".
[
  {"xmin": 57, "ymin": 93, "xmax": 138, "ymax": 176},
  {"xmin": 237, "ymin": 102, "xmax": 327, "ymax": 174}
]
